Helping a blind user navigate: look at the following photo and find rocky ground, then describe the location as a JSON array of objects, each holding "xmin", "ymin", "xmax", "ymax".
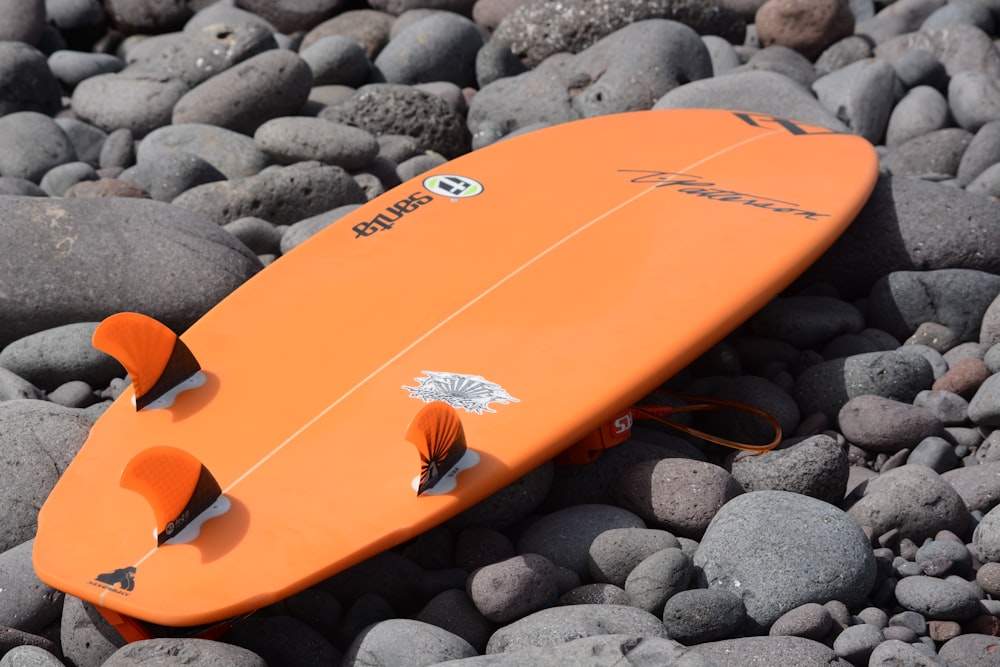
[{"xmin": 2, "ymin": 0, "xmax": 1000, "ymax": 665}]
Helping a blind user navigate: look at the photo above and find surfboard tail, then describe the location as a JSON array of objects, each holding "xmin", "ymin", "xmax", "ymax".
[
  {"xmin": 406, "ymin": 402, "xmax": 468, "ymax": 495},
  {"xmin": 120, "ymin": 446, "xmax": 222, "ymax": 545},
  {"xmin": 92, "ymin": 312, "xmax": 201, "ymax": 410}
]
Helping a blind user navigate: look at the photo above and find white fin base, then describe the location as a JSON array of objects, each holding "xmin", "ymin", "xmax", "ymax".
[
  {"xmin": 132, "ymin": 371, "xmax": 207, "ymax": 410},
  {"xmin": 412, "ymin": 449, "xmax": 481, "ymax": 495},
  {"xmin": 163, "ymin": 495, "xmax": 232, "ymax": 545}
]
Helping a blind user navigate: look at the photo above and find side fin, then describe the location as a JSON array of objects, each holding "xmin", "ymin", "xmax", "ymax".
[
  {"xmin": 120, "ymin": 446, "xmax": 222, "ymax": 545},
  {"xmin": 93, "ymin": 312, "xmax": 201, "ymax": 410},
  {"xmin": 406, "ymin": 401, "xmax": 469, "ymax": 496}
]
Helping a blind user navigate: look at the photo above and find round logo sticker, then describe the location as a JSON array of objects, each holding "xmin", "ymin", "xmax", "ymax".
[{"xmin": 423, "ymin": 174, "xmax": 484, "ymax": 199}]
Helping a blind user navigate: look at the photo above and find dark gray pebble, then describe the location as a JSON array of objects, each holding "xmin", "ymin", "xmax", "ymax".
[
  {"xmin": 557, "ymin": 583, "xmax": 630, "ymax": 606},
  {"xmin": 938, "ymin": 633, "xmax": 1000, "ymax": 667},
  {"xmin": 894, "ymin": 575, "xmax": 981, "ymax": 620},
  {"xmin": 874, "ymin": 23, "xmax": 1000, "ymax": 78},
  {"xmin": 812, "ymin": 57, "xmax": 901, "ymax": 143},
  {"xmin": 957, "ymin": 120, "xmax": 1000, "ymax": 185},
  {"xmin": 885, "ymin": 85, "xmax": 950, "ymax": 147},
  {"xmin": 968, "ymin": 373, "xmax": 1000, "ymax": 427},
  {"xmin": 39, "ymin": 162, "xmax": 98, "ymax": 197},
  {"xmin": 47, "ymin": 50, "xmax": 125, "ymax": 88},
  {"xmin": 416, "ymin": 589, "xmax": 494, "ymax": 653},
  {"xmin": 0, "ymin": 540, "xmax": 63, "ymax": 634},
  {"xmin": 374, "ymin": 12, "xmax": 482, "ymax": 87},
  {"xmin": 55, "ymin": 118, "xmax": 107, "ymax": 166},
  {"xmin": 0, "ymin": 112, "xmax": 78, "ymax": 183},
  {"xmin": 448, "ymin": 462, "xmax": 552, "ymax": 532},
  {"xmin": 0, "ymin": 177, "xmax": 45, "ymax": 196},
  {"xmin": 751, "ymin": 296, "xmax": 864, "ymax": 349},
  {"xmin": 587, "ymin": 527, "xmax": 679, "ymax": 586},
  {"xmin": 138, "ymin": 123, "xmax": 271, "ymax": 179},
  {"xmin": 253, "ymin": 117, "xmax": 379, "ymax": 169},
  {"xmin": 662, "ymin": 588, "xmax": 746, "ymax": 645},
  {"xmin": 442, "ymin": 633, "xmax": 702, "ymax": 667},
  {"xmin": 832, "ymin": 623, "xmax": 884, "ymax": 664},
  {"xmin": 71, "ymin": 72, "xmax": 189, "ymax": 138},
  {"xmin": 847, "ymin": 464, "xmax": 969, "ymax": 542},
  {"xmin": 102, "ymin": 637, "xmax": 266, "ymax": 666},
  {"xmin": 120, "ymin": 150, "xmax": 226, "ymax": 202},
  {"xmin": 223, "ymin": 217, "xmax": 283, "ymax": 257},
  {"xmin": 172, "ymin": 50, "xmax": 314, "ymax": 135},
  {"xmin": 342, "ymin": 618, "xmax": 477, "ymax": 666},
  {"xmin": 907, "ymin": 435, "xmax": 961, "ymax": 472},
  {"xmin": 48, "ymin": 380, "xmax": 98, "ymax": 408},
  {"xmin": 838, "ymin": 394, "xmax": 942, "ymax": 454},
  {"xmin": 172, "ymin": 161, "xmax": 366, "ymax": 226},
  {"xmin": 949, "ymin": 70, "xmax": 1000, "ymax": 133},
  {"xmin": 0, "ymin": 322, "xmax": 121, "ymax": 390},
  {"xmin": 692, "ymin": 635, "xmax": 853, "ymax": 667},
  {"xmin": 99, "ymin": 128, "xmax": 135, "ymax": 170},
  {"xmin": 941, "ymin": 461, "xmax": 1000, "ymax": 513},
  {"xmin": 300, "ymin": 8, "xmax": 394, "ymax": 59},
  {"xmin": 467, "ymin": 553, "xmax": 559, "ymax": 623},
  {"xmin": 623, "ymin": 547, "xmax": 691, "ymax": 615},
  {"xmin": 882, "ymin": 127, "xmax": 974, "ymax": 178},
  {"xmin": 768, "ymin": 602, "xmax": 833, "ymax": 640},
  {"xmin": 233, "ymin": 0, "xmax": 346, "ymax": 34},
  {"xmin": 298, "ymin": 34, "xmax": 372, "ymax": 87},
  {"xmin": 0, "ymin": 42, "xmax": 61, "ymax": 117},
  {"xmin": 729, "ymin": 433, "xmax": 848, "ymax": 504},
  {"xmin": 0, "ymin": 645, "xmax": 64, "ymax": 667},
  {"xmin": 223, "ymin": 615, "xmax": 339, "ymax": 666}
]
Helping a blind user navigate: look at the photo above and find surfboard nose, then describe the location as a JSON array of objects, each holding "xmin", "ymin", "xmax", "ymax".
[
  {"xmin": 93, "ymin": 312, "xmax": 203, "ymax": 410},
  {"xmin": 120, "ymin": 446, "xmax": 224, "ymax": 545}
]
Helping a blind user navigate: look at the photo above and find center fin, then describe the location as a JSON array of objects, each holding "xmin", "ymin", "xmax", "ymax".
[
  {"xmin": 120, "ymin": 446, "xmax": 222, "ymax": 545},
  {"xmin": 406, "ymin": 401, "xmax": 468, "ymax": 495},
  {"xmin": 93, "ymin": 312, "xmax": 201, "ymax": 410}
]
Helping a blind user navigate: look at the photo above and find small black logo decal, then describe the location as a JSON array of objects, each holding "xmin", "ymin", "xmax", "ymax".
[{"xmin": 93, "ymin": 566, "xmax": 136, "ymax": 592}]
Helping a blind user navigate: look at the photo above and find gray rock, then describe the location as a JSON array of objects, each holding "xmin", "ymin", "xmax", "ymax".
[
  {"xmin": 0, "ymin": 368, "xmax": 44, "ymax": 402},
  {"xmin": 881, "ymin": 127, "xmax": 974, "ymax": 178},
  {"xmin": 814, "ymin": 34, "xmax": 874, "ymax": 75},
  {"xmin": 612, "ymin": 459, "xmax": 743, "ymax": 540},
  {"xmin": 794, "ymin": 350, "xmax": 935, "ymax": 421},
  {"xmin": 490, "ymin": 0, "xmax": 744, "ymax": 68},
  {"xmin": 832, "ymin": 623, "xmax": 884, "ymax": 664},
  {"xmin": 0, "ymin": 177, "xmax": 45, "ymax": 197},
  {"xmin": 172, "ymin": 161, "xmax": 366, "ymax": 226},
  {"xmin": 137, "ymin": 123, "xmax": 271, "ymax": 179},
  {"xmin": 755, "ymin": 0, "xmax": 854, "ymax": 61},
  {"xmin": 894, "ymin": 575, "xmax": 981, "ymax": 620},
  {"xmin": 342, "ymin": 618, "xmax": 476, "ymax": 666},
  {"xmin": 279, "ymin": 204, "xmax": 360, "ymax": 253},
  {"xmin": 874, "ymin": 23, "xmax": 1000, "ymax": 78},
  {"xmin": 938, "ymin": 634, "xmax": 1000, "ymax": 667},
  {"xmin": 838, "ymin": 395, "xmax": 942, "ymax": 454},
  {"xmin": 897, "ymin": 344, "xmax": 949, "ymax": 380},
  {"xmin": 467, "ymin": 554, "xmax": 560, "ymax": 623},
  {"xmin": 0, "ymin": 402, "xmax": 93, "ymax": 552},
  {"xmin": 692, "ymin": 635, "xmax": 853, "ymax": 667},
  {"xmin": 222, "ymin": 616, "xmax": 339, "ymax": 665},
  {"xmin": 957, "ymin": 120, "xmax": 1000, "ymax": 185},
  {"xmin": 729, "ymin": 434, "xmax": 848, "ymax": 504},
  {"xmin": 0, "ymin": 112, "xmax": 78, "ymax": 183},
  {"xmin": 942, "ymin": 461, "xmax": 1000, "ymax": 512},
  {"xmin": 47, "ymin": 50, "xmax": 125, "ymax": 88},
  {"xmin": 449, "ymin": 462, "xmax": 553, "ymax": 531},
  {"xmin": 948, "ymin": 69, "xmax": 1000, "ymax": 133},
  {"xmin": 60, "ymin": 595, "xmax": 124, "ymax": 667},
  {"xmin": 48, "ymin": 380, "xmax": 99, "ymax": 408},
  {"xmin": 0, "ymin": 323, "xmax": 121, "ymax": 390},
  {"xmin": 103, "ymin": 0, "xmax": 191, "ymax": 33},
  {"xmin": 71, "ymin": 72, "xmax": 189, "ymax": 138},
  {"xmin": 0, "ymin": 42, "xmax": 61, "ymax": 116},
  {"xmin": 892, "ymin": 47, "xmax": 949, "ymax": 90},
  {"xmin": 474, "ymin": 40, "xmax": 528, "ymax": 88},
  {"xmin": 855, "ymin": 0, "xmax": 945, "ymax": 43},
  {"xmin": 55, "ymin": 118, "xmax": 108, "ymax": 166},
  {"xmin": 798, "ymin": 175, "xmax": 1000, "ymax": 298},
  {"xmin": 558, "ymin": 583, "xmax": 630, "ymax": 606},
  {"xmin": 752, "ymin": 296, "xmax": 865, "ymax": 349},
  {"xmin": 469, "ymin": 19, "xmax": 712, "ymax": 147},
  {"xmin": 0, "ymin": 645, "xmax": 63, "ymax": 667},
  {"xmin": 39, "ymin": 162, "xmax": 98, "ymax": 197},
  {"xmin": 587, "ymin": 528, "xmax": 680, "ymax": 586},
  {"xmin": 733, "ymin": 45, "xmax": 817, "ymax": 89},
  {"xmin": 966, "ymin": 162, "xmax": 1000, "ymax": 198},
  {"xmin": 103, "ymin": 637, "xmax": 266, "ymax": 666},
  {"xmin": 99, "ymin": 128, "xmax": 135, "ymax": 170},
  {"xmin": 812, "ymin": 57, "xmax": 901, "ymax": 144},
  {"xmin": 253, "ymin": 117, "xmax": 379, "ymax": 169},
  {"xmin": 172, "ymin": 50, "xmax": 313, "ymax": 135},
  {"xmin": 694, "ymin": 490, "xmax": 876, "ymax": 628},
  {"xmin": 768, "ymin": 602, "xmax": 834, "ymax": 639},
  {"xmin": 868, "ymin": 270, "xmax": 1000, "ymax": 343},
  {"xmin": 224, "ymin": 217, "xmax": 282, "ymax": 257},
  {"xmin": 869, "ymin": 639, "xmax": 947, "ymax": 666},
  {"xmin": 321, "ymin": 83, "xmax": 470, "ymax": 158},
  {"xmin": 907, "ymin": 436, "xmax": 961, "ymax": 472},
  {"xmin": 662, "ymin": 588, "xmax": 746, "ymax": 644},
  {"xmin": 485, "ymin": 604, "xmax": 671, "ymax": 654},
  {"xmin": 374, "ymin": 12, "xmax": 482, "ymax": 88},
  {"xmin": 623, "ymin": 548, "xmax": 691, "ymax": 615},
  {"xmin": 0, "ymin": 540, "xmax": 62, "ymax": 634},
  {"xmin": 847, "ymin": 464, "xmax": 969, "ymax": 542},
  {"xmin": 915, "ymin": 539, "xmax": 972, "ymax": 575},
  {"xmin": 299, "ymin": 35, "xmax": 371, "ymax": 87},
  {"xmin": 655, "ymin": 70, "xmax": 848, "ymax": 132},
  {"xmin": 702, "ymin": 34, "xmax": 742, "ymax": 74},
  {"xmin": 515, "ymin": 504, "xmax": 646, "ymax": 578},
  {"xmin": 416, "ymin": 589, "xmax": 494, "ymax": 654},
  {"xmin": 0, "ymin": 196, "xmax": 262, "ymax": 348},
  {"xmin": 443, "ymin": 633, "xmax": 705, "ymax": 667},
  {"xmin": 921, "ymin": 0, "xmax": 994, "ymax": 32},
  {"xmin": 300, "ymin": 8, "xmax": 394, "ymax": 59},
  {"xmin": 120, "ymin": 150, "xmax": 226, "ymax": 202}
]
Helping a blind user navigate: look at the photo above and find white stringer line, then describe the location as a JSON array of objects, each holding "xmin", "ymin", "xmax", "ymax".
[{"xmin": 114, "ymin": 128, "xmax": 777, "ymax": 585}]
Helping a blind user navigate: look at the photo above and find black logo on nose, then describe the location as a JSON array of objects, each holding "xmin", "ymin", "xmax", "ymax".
[{"xmin": 94, "ymin": 567, "xmax": 136, "ymax": 591}]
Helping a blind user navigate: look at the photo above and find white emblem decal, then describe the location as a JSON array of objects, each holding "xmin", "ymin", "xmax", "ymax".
[
  {"xmin": 403, "ymin": 371, "xmax": 518, "ymax": 414},
  {"xmin": 422, "ymin": 175, "xmax": 484, "ymax": 199}
]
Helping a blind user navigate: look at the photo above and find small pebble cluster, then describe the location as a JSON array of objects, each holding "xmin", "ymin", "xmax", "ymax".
[{"xmin": 4, "ymin": 0, "xmax": 1000, "ymax": 665}]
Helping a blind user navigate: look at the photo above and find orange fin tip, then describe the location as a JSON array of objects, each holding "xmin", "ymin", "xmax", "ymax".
[
  {"xmin": 120, "ymin": 446, "xmax": 226, "ymax": 545},
  {"xmin": 93, "ymin": 312, "xmax": 202, "ymax": 410},
  {"xmin": 405, "ymin": 401, "xmax": 479, "ymax": 496}
]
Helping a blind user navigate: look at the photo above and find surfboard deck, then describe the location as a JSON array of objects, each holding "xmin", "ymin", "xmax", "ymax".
[{"xmin": 33, "ymin": 109, "xmax": 879, "ymax": 630}]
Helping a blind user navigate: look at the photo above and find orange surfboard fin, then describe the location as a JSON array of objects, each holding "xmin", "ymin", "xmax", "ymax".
[
  {"xmin": 120, "ymin": 446, "xmax": 223, "ymax": 545},
  {"xmin": 93, "ymin": 312, "xmax": 201, "ymax": 410},
  {"xmin": 406, "ymin": 401, "xmax": 469, "ymax": 495}
]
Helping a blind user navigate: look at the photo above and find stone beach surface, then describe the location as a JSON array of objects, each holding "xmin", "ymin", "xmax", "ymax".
[{"xmin": 7, "ymin": 0, "xmax": 1000, "ymax": 665}]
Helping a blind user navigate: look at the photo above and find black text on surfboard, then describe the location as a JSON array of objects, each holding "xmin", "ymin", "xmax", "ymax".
[
  {"xmin": 352, "ymin": 192, "xmax": 434, "ymax": 238},
  {"xmin": 733, "ymin": 112, "xmax": 838, "ymax": 136}
]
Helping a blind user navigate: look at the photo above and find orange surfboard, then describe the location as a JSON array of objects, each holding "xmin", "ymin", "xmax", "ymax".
[{"xmin": 33, "ymin": 109, "xmax": 878, "ymax": 634}]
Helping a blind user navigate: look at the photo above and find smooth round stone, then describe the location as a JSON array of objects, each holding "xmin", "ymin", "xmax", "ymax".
[
  {"xmin": 55, "ymin": 118, "xmax": 108, "ymax": 165},
  {"xmin": 72, "ymin": 72, "xmax": 189, "ymax": 137},
  {"xmin": 894, "ymin": 575, "xmax": 981, "ymax": 621},
  {"xmin": 47, "ymin": 50, "xmax": 125, "ymax": 88},
  {"xmin": 941, "ymin": 461, "xmax": 1000, "ymax": 513},
  {"xmin": 0, "ymin": 112, "xmax": 78, "ymax": 182},
  {"xmin": 881, "ymin": 127, "xmax": 974, "ymax": 178},
  {"xmin": 892, "ymin": 47, "xmax": 948, "ymax": 90},
  {"xmin": 557, "ymin": 583, "xmax": 630, "ymax": 606},
  {"xmin": 234, "ymin": 0, "xmax": 346, "ymax": 33},
  {"xmin": 730, "ymin": 434, "xmax": 848, "ymax": 504},
  {"xmin": 662, "ymin": 589, "xmax": 746, "ymax": 644},
  {"xmin": 484, "ymin": 604, "xmax": 670, "ymax": 654},
  {"xmin": 939, "ymin": 634, "xmax": 1000, "ymax": 667},
  {"xmin": 0, "ymin": 41, "xmax": 60, "ymax": 117},
  {"xmin": 279, "ymin": 204, "xmax": 360, "ymax": 253},
  {"xmin": 173, "ymin": 161, "xmax": 366, "ymax": 226},
  {"xmin": 922, "ymin": 0, "xmax": 995, "ymax": 32},
  {"xmin": 48, "ymin": 380, "xmax": 98, "ymax": 408},
  {"xmin": 415, "ymin": 589, "xmax": 492, "ymax": 654},
  {"xmin": 227, "ymin": 615, "xmax": 341, "ymax": 665},
  {"xmin": 99, "ymin": 128, "xmax": 135, "ymax": 170},
  {"xmin": 254, "ymin": 117, "xmax": 379, "ymax": 169},
  {"xmin": 916, "ymin": 539, "xmax": 972, "ymax": 575},
  {"xmin": 755, "ymin": 0, "xmax": 854, "ymax": 60},
  {"xmin": 838, "ymin": 395, "xmax": 942, "ymax": 454},
  {"xmin": 848, "ymin": 464, "xmax": 969, "ymax": 543},
  {"xmin": 906, "ymin": 436, "xmax": 961, "ymax": 473},
  {"xmin": 885, "ymin": 85, "xmax": 951, "ymax": 148},
  {"xmin": 515, "ymin": 504, "xmax": 645, "ymax": 578},
  {"xmin": 587, "ymin": 528, "xmax": 679, "ymax": 586},
  {"xmin": 374, "ymin": 12, "xmax": 482, "ymax": 88},
  {"xmin": 103, "ymin": 0, "xmax": 190, "ymax": 33},
  {"xmin": 0, "ymin": 645, "xmax": 64, "ymax": 667},
  {"xmin": 967, "ymin": 163, "xmax": 1000, "ymax": 198},
  {"xmin": 692, "ymin": 635, "xmax": 849, "ymax": 667},
  {"xmin": 467, "ymin": 553, "xmax": 559, "ymax": 623},
  {"xmin": 734, "ymin": 44, "xmax": 818, "ymax": 88},
  {"xmin": 811, "ymin": 57, "xmax": 901, "ymax": 144},
  {"xmin": 0, "ymin": 322, "xmax": 121, "ymax": 390},
  {"xmin": 449, "ymin": 462, "xmax": 553, "ymax": 532},
  {"xmin": 969, "ymin": 374, "xmax": 1000, "ymax": 426},
  {"xmin": 102, "ymin": 637, "xmax": 266, "ymax": 666},
  {"xmin": 957, "ymin": 120, "xmax": 1000, "ymax": 185},
  {"xmin": 623, "ymin": 548, "xmax": 691, "ymax": 615},
  {"xmin": 934, "ymin": 358, "xmax": 990, "ymax": 398},
  {"xmin": 172, "ymin": 50, "xmax": 314, "ymax": 135},
  {"xmin": 874, "ymin": 23, "xmax": 1000, "ymax": 79},
  {"xmin": 39, "ymin": 162, "xmax": 98, "ymax": 197},
  {"xmin": 299, "ymin": 34, "xmax": 371, "ymax": 87},
  {"xmin": 138, "ymin": 124, "xmax": 271, "ymax": 179},
  {"xmin": 612, "ymin": 458, "xmax": 743, "ymax": 540},
  {"xmin": 972, "ymin": 503, "xmax": 1000, "ymax": 562},
  {"xmin": 832, "ymin": 623, "xmax": 884, "ymax": 663},
  {"xmin": 0, "ymin": 177, "xmax": 45, "ymax": 196},
  {"xmin": 300, "ymin": 9, "xmax": 394, "ymax": 58},
  {"xmin": 694, "ymin": 491, "xmax": 876, "ymax": 628},
  {"xmin": 949, "ymin": 70, "xmax": 1000, "ymax": 133},
  {"xmin": 120, "ymin": 151, "xmax": 226, "ymax": 202},
  {"xmin": 224, "ymin": 217, "xmax": 282, "ymax": 256},
  {"xmin": 0, "ymin": 539, "xmax": 63, "ymax": 634},
  {"xmin": 768, "ymin": 602, "xmax": 833, "ymax": 639},
  {"xmin": 751, "ymin": 295, "xmax": 864, "ymax": 350},
  {"xmin": 867, "ymin": 639, "xmax": 942, "ymax": 666},
  {"xmin": 814, "ymin": 34, "xmax": 874, "ymax": 75}
]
